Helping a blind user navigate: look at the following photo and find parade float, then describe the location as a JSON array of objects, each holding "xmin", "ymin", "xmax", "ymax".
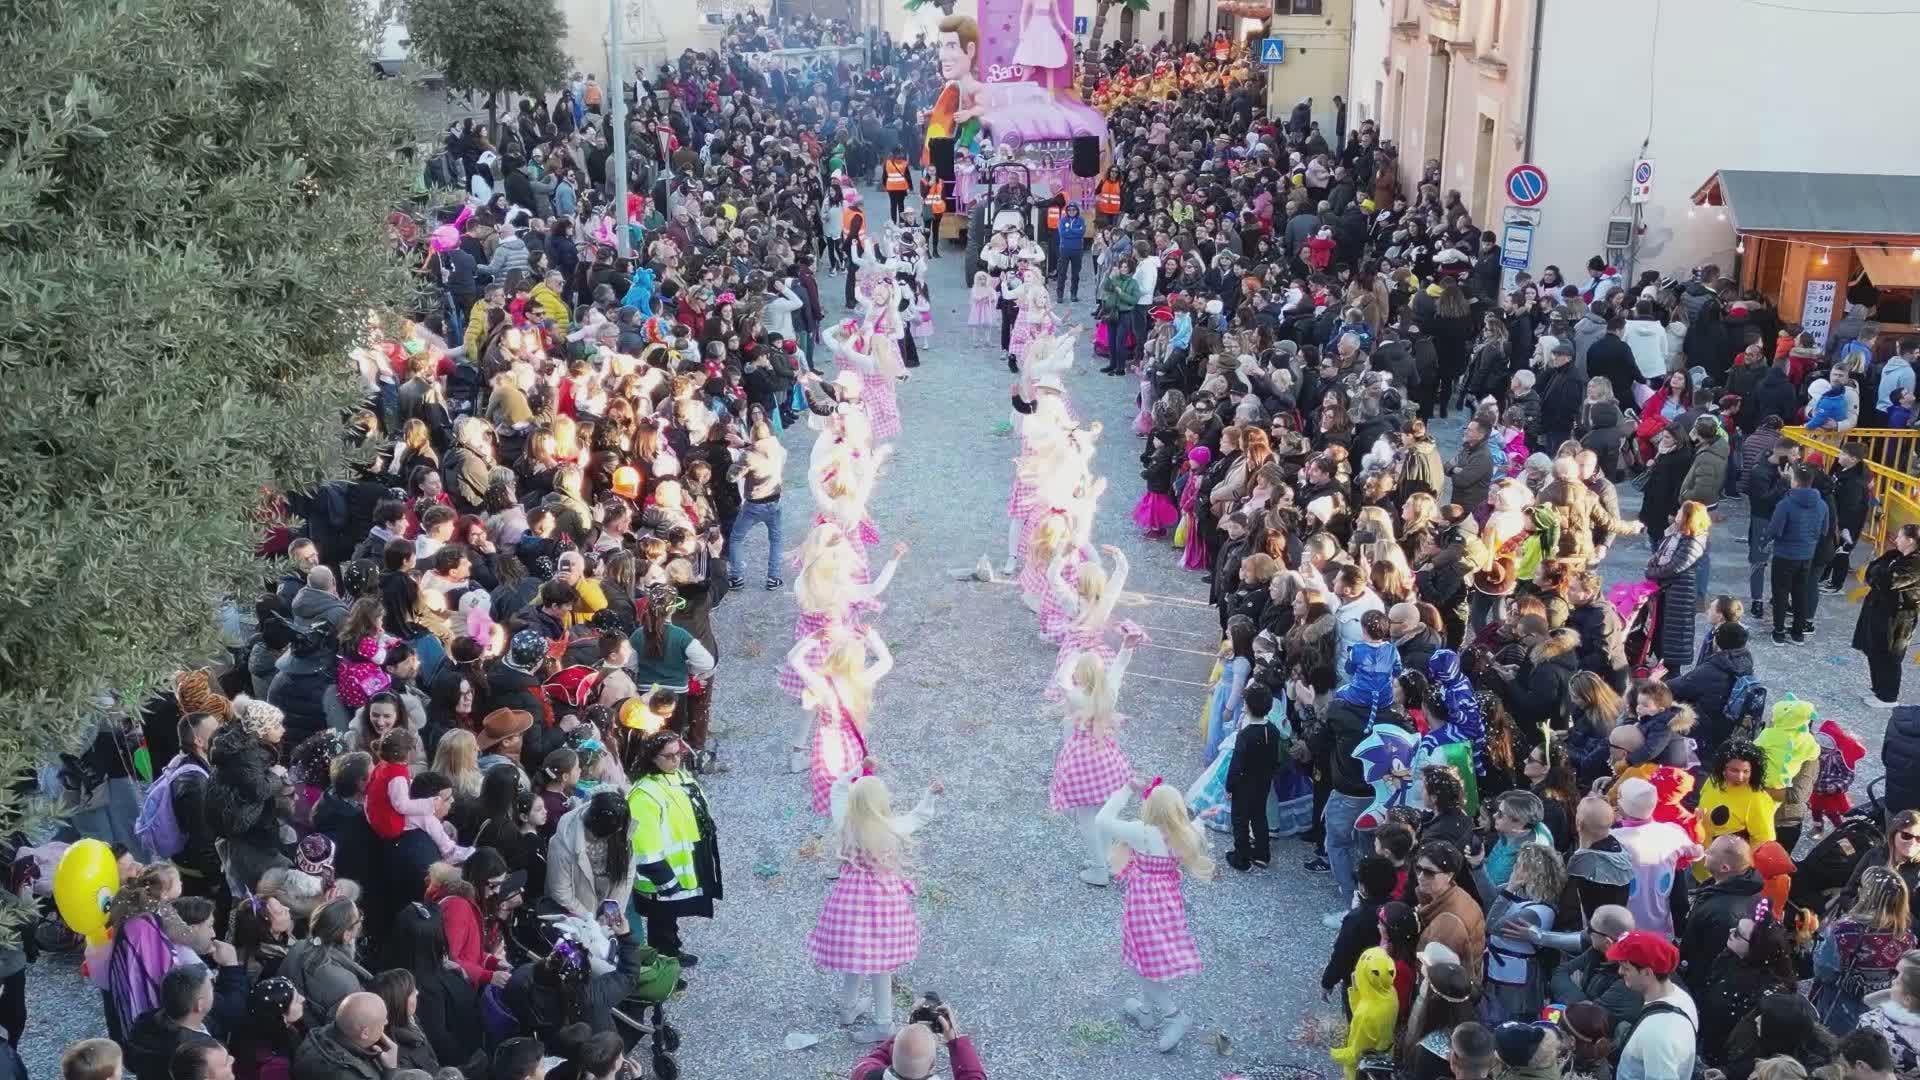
[{"xmin": 918, "ymin": 0, "xmax": 1110, "ymax": 249}]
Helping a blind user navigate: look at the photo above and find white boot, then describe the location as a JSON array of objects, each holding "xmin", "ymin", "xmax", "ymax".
[
  {"xmin": 1121, "ymin": 998, "xmax": 1159, "ymax": 1030},
  {"xmin": 1156, "ymin": 1011, "xmax": 1192, "ymax": 1052}
]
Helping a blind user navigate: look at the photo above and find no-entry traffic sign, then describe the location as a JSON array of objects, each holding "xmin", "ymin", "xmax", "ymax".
[{"xmin": 1506, "ymin": 163, "xmax": 1548, "ymax": 208}]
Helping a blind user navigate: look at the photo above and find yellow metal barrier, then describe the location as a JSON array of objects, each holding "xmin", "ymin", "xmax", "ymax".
[{"xmin": 1781, "ymin": 426, "xmax": 1920, "ymax": 554}]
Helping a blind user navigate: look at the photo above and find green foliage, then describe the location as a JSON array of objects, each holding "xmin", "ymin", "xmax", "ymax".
[
  {"xmin": 0, "ymin": 0, "xmax": 413, "ymax": 831},
  {"xmin": 404, "ymin": 0, "xmax": 570, "ymax": 103}
]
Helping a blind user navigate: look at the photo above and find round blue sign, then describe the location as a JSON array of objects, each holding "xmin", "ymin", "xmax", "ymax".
[
  {"xmin": 1506, "ymin": 164, "xmax": 1548, "ymax": 207},
  {"xmin": 1634, "ymin": 161, "xmax": 1653, "ymax": 185}
]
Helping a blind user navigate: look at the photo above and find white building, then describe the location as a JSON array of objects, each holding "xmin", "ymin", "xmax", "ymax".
[{"xmin": 1381, "ymin": 0, "xmax": 1920, "ymax": 281}]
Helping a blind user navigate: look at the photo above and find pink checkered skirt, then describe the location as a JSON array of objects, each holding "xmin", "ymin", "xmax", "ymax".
[
  {"xmin": 1009, "ymin": 315, "xmax": 1039, "ymax": 363},
  {"xmin": 1118, "ymin": 853, "xmax": 1202, "ymax": 981},
  {"xmin": 1045, "ymin": 627, "xmax": 1114, "ymax": 701},
  {"xmin": 805, "ymin": 856, "xmax": 920, "ymax": 973},
  {"xmin": 778, "ymin": 611, "xmax": 837, "ymax": 700},
  {"xmin": 809, "ymin": 706, "xmax": 869, "ymax": 816},
  {"xmin": 1007, "ymin": 474, "xmax": 1038, "ymax": 519},
  {"xmin": 860, "ymin": 373, "xmax": 901, "ymax": 439},
  {"xmin": 1037, "ymin": 556, "xmax": 1086, "ymax": 642},
  {"xmin": 1049, "ymin": 728, "xmax": 1132, "ymax": 811}
]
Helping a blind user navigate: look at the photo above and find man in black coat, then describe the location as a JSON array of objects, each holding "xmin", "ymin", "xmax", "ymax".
[
  {"xmin": 1823, "ymin": 444, "xmax": 1872, "ymax": 592},
  {"xmin": 1537, "ymin": 342, "xmax": 1586, "ymax": 453},
  {"xmin": 166, "ymin": 713, "xmax": 224, "ymax": 905},
  {"xmin": 1668, "ymin": 622, "xmax": 1754, "ymax": 745},
  {"xmin": 1677, "ymin": 836, "xmax": 1763, "ymax": 993},
  {"xmin": 1742, "ymin": 359, "xmax": 1800, "ymax": 437},
  {"xmin": 1586, "ymin": 316, "xmax": 1641, "ymax": 408}
]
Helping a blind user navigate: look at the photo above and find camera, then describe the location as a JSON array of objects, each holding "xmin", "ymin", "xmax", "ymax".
[{"xmin": 908, "ymin": 991, "xmax": 950, "ymax": 1033}]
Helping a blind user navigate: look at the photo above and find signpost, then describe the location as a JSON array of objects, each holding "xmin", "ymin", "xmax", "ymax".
[
  {"xmin": 1073, "ymin": 15, "xmax": 1087, "ymax": 33},
  {"xmin": 1259, "ymin": 38, "xmax": 1286, "ymax": 64},
  {"xmin": 1505, "ymin": 163, "xmax": 1548, "ymax": 208},
  {"xmin": 1501, "ymin": 222, "xmax": 1534, "ymax": 272},
  {"xmin": 1630, "ymin": 158, "xmax": 1654, "ymax": 204}
]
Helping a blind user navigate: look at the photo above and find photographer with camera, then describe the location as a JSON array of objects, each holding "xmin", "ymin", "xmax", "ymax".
[{"xmin": 849, "ymin": 993, "xmax": 986, "ymax": 1080}]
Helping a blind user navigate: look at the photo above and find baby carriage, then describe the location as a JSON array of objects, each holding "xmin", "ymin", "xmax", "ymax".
[
  {"xmin": 498, "ymin": 906, "xmax": 686, "ymax": 1079},
  {"xmin": 1608, "ymin": 579, "xmax": 1662, "ymax": 680},
  {"xmin": 1790, "ymin": 774, "xmax": 1889, "ymax": 920}
]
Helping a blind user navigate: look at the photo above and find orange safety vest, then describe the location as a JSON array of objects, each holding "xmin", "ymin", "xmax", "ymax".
[
  {"xmin": 883, "ymin": 159, "xmax": 909, "ymax": 192},
  {"xmin": 1046, "ymin": 206, "xmax": 1062, "ymax": 229},
  {"xmin": 842, "ymin": 207, "xmax": 864, "ymax": 236},
  {"xmin": 1095, "ymin": 180, "xmax": 1122, "ymax": 215},
  {"xmin": 925, "ymin": 180, "xmax": 946, "ymax": 217}
]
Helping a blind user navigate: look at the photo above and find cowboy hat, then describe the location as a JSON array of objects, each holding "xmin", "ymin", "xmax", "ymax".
[
  {"xmin": 1471, "ymin": 556, "xmax": 1518, "ymax": 596},
  {"xmin": 478, "ymin": 707, "xmax": 535, "ymax": 750}
]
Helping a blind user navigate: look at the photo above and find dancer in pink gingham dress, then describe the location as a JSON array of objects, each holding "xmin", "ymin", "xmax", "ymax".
[
  {"xmin": 1006, "ymin": 268, "xmax": 1055, "ymax": 368},
  {"xmin": 785, "ymin": 625, "xmax": 893, "ymax": 816},
  {"xmin": 806, "ymin": 768, "xmax": 939, "ymax": 1042},
  {"xmin": 1096, "ymin": 781, "xmax": 1213, "ymax": 1052},
  {"xmin": 1043, "ymin": 545, "xmax": 1127, "ymax": 701},
  {"xmin": 1050, "ymin": 637, "xmax": 1145, "ymax": 887},
  {"xmin": 824, "ymin": 318, "xmax": 902, "ymax": 441}
]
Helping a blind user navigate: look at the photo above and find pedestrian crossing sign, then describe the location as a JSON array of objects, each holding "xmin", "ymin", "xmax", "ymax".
[{"xmin": 1259, "ymin": 38, "xmax": 1286, "ymax": 64}]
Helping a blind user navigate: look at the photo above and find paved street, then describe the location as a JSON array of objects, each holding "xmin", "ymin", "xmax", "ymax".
[{"xmin": 16, "ymin": 211, "xmax": 1913, "ymax": 1080}]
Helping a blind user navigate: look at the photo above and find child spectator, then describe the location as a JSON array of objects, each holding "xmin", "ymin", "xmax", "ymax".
[
  {"xmin": 1810, "ymin": 718, "xmax": 1868, "ymax": 841},
  {"xmin": 1374, "ymin": 820, "xmax": 1417, "ymax": 900},
  {"xmin": 1224, "ymin": 683, "xmax": 1282, "ymax": 871},
  {"xmin": 1335, "ymin": 610, "xmax": 1401, "ymax": 717},
  {"xmin": 1319, "ymin": 856, "xmax": 1401, "ymax": 1003},
  {"xmin": 366, "ymin": 730, "xmax": 472, "ymax": 864}
]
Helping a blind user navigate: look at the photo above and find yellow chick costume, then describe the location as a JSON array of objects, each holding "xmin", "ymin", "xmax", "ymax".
[{"xmin": 1330, "ymin": 946, "xmax": 1399, "ymax": 1080}]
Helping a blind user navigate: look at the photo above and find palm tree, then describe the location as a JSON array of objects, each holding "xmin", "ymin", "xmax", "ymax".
[
  {"xmin": 1079, "ymin": 0, "xmax": 1151, "ymax": 99},
  {"xmin": 902, "ymin": 0, "xmax": 959, "ymax": 16}
]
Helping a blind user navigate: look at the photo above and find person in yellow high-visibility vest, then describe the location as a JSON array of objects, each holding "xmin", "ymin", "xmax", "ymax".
[
  {"xmin": 882, "ymin": 151, "xmax": 912, "ymax": 223},
  {"xmin": 627, "ymin": 731, "xmax": 721, "ymax": 964}
]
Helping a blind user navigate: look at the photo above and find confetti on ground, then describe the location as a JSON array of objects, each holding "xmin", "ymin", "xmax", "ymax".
[
  {"xmin": 752, "ymin": 862, "xmax": 781, "ymax": 880},
  {"xmin": 1068, "ymin": 1020, "xmax": 1124, "ymax": 1045}
]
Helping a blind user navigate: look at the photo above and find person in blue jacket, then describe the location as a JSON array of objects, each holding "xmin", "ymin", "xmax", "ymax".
[
  {"xmin": 1053, "ymin": 202, "xmax": 1087, "ymax": 304},
  {"xmin": 1766, "ymin": 463, "xmax": 1830, "ymax": 644}
]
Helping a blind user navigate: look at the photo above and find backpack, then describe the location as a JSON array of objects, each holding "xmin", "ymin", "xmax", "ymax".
[
  {"xmin": 134, "ymin": 755, "xmax": 207, "ymax": 858},
  {"xmin": 1614, "ymin": 999, "xmax": 1705, "ymax": 1080},
  {"xmin": 1725, "ymin": 674, "xmax": 1769, "ymax": 740}
]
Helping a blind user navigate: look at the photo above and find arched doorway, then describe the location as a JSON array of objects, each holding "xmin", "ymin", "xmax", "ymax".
[
  {"xmin": 1172, "ymin": 0, "xmax": 1190, "ymax": 43},
  {"xmin": 1119, "ymin": 4, "xmax": 1136, "ymax": 43}
]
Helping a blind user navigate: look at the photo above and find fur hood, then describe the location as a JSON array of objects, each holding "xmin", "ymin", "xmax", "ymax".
[
  {"xmin": 1529, "ymin": 628, "xmax": 1580, "ymax": 665},
  {"xmin": 206, "ymin": 723, "xmax": 283, "ymax": 839}
]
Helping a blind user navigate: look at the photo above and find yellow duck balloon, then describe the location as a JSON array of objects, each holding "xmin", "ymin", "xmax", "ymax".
[
  {"xmin": 1329, "ymin": 946, "xmax": 1399, "ymax": 1080},
  {"xmin": 53, "ymin": 839, "xmax": 120, "ymax": 946}
]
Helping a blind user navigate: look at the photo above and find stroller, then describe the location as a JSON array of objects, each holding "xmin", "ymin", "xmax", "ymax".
[
  {"xmin": 498, "ymin": 906, "xmax": 685, "ymax": 1079},
  {"xmin": 1789, "ymin": 775, "xmax": 1889, "ymax": 921},
  {"xmin": 1609, "ymin": 579, "xmax": 1662, "ymax": 680}
]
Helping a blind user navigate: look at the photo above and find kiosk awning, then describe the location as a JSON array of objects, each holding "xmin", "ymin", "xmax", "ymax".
[{"xmin": 1691, "ymin": 170, "xmax": 1920, "ymax": 237}]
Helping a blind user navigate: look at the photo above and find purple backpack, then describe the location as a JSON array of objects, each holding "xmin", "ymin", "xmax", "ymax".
[{"xmin": 134, "ymin": 755, "xmax": 206, "ymax": 858}]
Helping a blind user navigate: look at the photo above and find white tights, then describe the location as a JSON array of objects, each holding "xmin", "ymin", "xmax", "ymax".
[
  {"xmin": 838, "ymin": 971, "xmax": 894, "ymax": 1024},
  {"xmin": 1136, "ymin": 974, "xmax": 1176, "ymax": 1017},
  {"xmin": 1070, "ymin": 807, "xmax": 1107, "ymax": 869}
]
